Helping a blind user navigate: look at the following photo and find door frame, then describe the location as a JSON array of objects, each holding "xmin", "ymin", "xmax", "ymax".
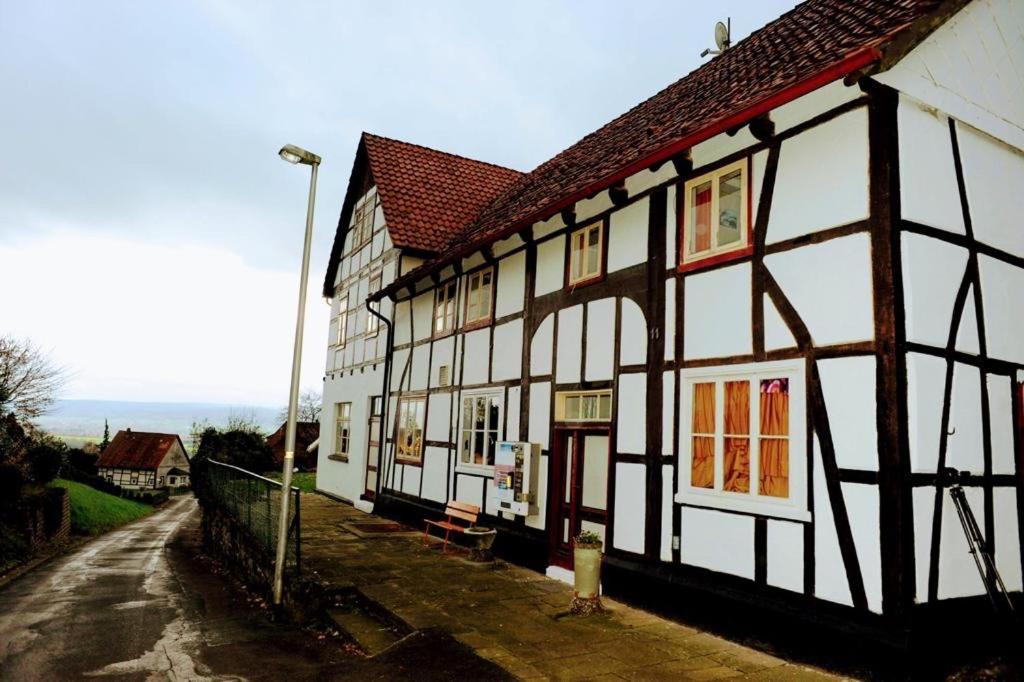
[
  {"xmin": 547, "ymin": 425, "xmax": 612, "ymax": 569},
  {"xmin": 362, "ymin": 396, "xmax": 382, "ymax": 501}
]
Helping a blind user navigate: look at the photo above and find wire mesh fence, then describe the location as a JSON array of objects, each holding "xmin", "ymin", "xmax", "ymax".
[{"xmin": 203, "ymin": 460, "xmax": 301, "ymax": 574}]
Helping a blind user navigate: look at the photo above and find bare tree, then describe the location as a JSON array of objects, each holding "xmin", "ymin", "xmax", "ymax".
[
  {"xmin": 0, "ymin": 336, "xmax": 68, "ymax": 422},
  {"xmin": 277, "ymin": 389, "xmax": 322, "ymax": 424}
]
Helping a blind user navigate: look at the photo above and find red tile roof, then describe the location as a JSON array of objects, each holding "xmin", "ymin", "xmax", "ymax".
[
  {"xmin": 266, "ymin": 421, "xmax": 320, "ymax": 469},
  {"xmin": 376, "ymin": 0, "xmax": 953, "ymax": 297},
  {"xmin": 364, "ymin": 134, "xmax": 522, "ymax": 254},
  {"xmin": 98, "ymin": 431, "xmax": 185, "ymax": 471}
]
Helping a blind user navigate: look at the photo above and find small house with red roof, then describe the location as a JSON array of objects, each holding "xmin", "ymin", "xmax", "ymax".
[
  {"xmin": 315, "ymin": 0, "xmax": 1023, "ymax": 644},
  {"xmin": 97, "ymin": 430, "xmax": 191, "ymax": 489},
  {"xmin": 266, "ymin": 421, "xmax": 320, "ymax": 471}
]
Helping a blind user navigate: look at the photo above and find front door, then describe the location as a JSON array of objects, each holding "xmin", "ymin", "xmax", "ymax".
[
  {"xmin": 548, "ymin": 428, "xmax": 611, "ymax": 569},
  {"xmin": 363, "ymin": 397, "xmax": 382, "ymax": 500}
]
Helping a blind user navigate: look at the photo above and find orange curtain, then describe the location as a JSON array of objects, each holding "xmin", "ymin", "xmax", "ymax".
[
  {"xmin": 693, "ymin": 185, "xmax": 712, "ymax": 253},
  {"xmin": 723, "ymin": 381, "xmax": 750, "ymax": 492},
  {"xmin": 691, "ymin": 383, "xmax": 715, "ymax": 488},
  {"xmin": 759, "ymin": 379, "xmax": 789, "ymax": 497}
]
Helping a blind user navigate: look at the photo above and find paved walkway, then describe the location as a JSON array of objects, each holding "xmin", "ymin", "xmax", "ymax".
[{"xmin": 301, "ymin": 493, "xmax": 846, "ymax": 681}]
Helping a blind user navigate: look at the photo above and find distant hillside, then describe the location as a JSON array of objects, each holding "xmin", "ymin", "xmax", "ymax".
[{"xmin": 35, "ymin": 399, "xmax": 283, "ymax": 447}]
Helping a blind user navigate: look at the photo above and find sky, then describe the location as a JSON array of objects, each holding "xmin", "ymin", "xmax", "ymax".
[{"xmin": 0, "ymin": 0, "xmax": 799, "ymax": 408}]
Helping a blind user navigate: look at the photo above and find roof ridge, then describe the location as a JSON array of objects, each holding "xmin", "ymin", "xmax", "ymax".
[{"xmin": 362, "ymin": 131, "xmax": 523, "ymax": 176}]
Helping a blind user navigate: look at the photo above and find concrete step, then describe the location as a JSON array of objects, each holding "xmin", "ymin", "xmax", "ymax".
[{"xmin": 326, "ymin": 603, "xmax": 405, "ymax": 656}]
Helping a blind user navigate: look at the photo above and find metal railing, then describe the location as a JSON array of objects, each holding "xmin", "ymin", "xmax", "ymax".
[{"xmin": 203, "ymin": 460, "xmax": 301, "ymax": 575}]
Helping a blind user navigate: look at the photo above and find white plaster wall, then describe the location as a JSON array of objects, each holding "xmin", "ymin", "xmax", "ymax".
[
  {"xmin": 901, "ymin": 233, "xmax": 969, "ymax": 348},
  {"xmin": 661, "ymin": 465, "xmax": 673, "ymax": 562},
  {"xmin": 817, "ymin": 356, "xmax": 878, "ymax": 471},
  {"xmin": 612, "ymin": 462, "xmax": 646, "ymax": 554},
  {"xmin": 666, "ymin": 185, "xmax": 677, "ymax": 268},
  {"xmin": 393, "ymin": 300, "xmax": 412, "ymax": 346},
  {"xmin": 492, "ymin": 233, "xmax": 524, "ymax": 258},
  {"xmin": 766, "ymin": 520, "xmax": 804, "ymax": 593},
  {"xmin": 680, "ymin": 507, "xmax": 755, "ymax": 580},
  {"xmin": 462, "ymin": 328, "xmax": 490, "ymax": 385},
  {"xmin": 430, "ymin": 335, "xmax": 455, "ymax": 389},
  {"xmin": 766, "ymin": 234, "xmax": 874, "ymax": 346},
  {"xmin": 401, "ymin": 463, "xmax": 421, "ymax": 497},
  {"xmin": 876, "ymin": 0, "xmax": 1024, "ymax": 153},
  {"xmin": 907, "ymin": 352, "xmax": 946, "ymax": 473},
  {"xmin": 410, "ymin": 343, "xmax": 430, "ymax": 392},
  {"xmin": 556, "ymin": 305, "xmax": 583, "ymax": 383},
  {"xmin": 506, "ymin": 386, "xmax": 521, "ymax": 442},
  {"xmin": 535, "ymin": 236, "xmax": 565, "ymax": 296},
  {"xmin": 575, "ymin": 191, "xmax": 613, "ymax": 224},
  {"xmin": 979, "ymin": 255, "xmax": 1024, "ymax": 364},
  {"xmin": 616, "ymin": 373, "xmax": 646, "ymax": 455},
  {"xmin": 771, "ymin": 81, "xmax": 865, "ymax": 135},
  {"xmin": 814, "ymin": 438, "xmax": 853, "ymax": 606},
  {"xmin": 662, "ymin": 371, "xmax": 674, "ymax": 457},
  {"xmin": 531, "ymin": 314, "xmax": 554, "ymax": 376},
  {"xmin": 767, "ymin": 109, "xmax": 869, "ymax": 244},
  {"xmin": 995, "ymin": 488, "xmax": 1023, "ymax": 591},
  {"xmin": 585, "ymin": 298, "xmax": 615, "ymax": 381},
  {"xmin": 607, "ymin": 198, "xmax": 649, "ymax": 272},
  {"xmin": 528, "ymin": 382, "xmax": 551, "ymax": 450},
  {"xmin": 492, "ymin": 320, "xmax": 523, "ymax": 382},
  {"xmin": 412, "ymin": 291, "xmax": 433, "ymax": 342},
  {"xmin": 843, "ymin": 482, "xmax": 882, "ymax": 613},
  {"xmin": 692, "ymin": 128, "xmax": 758, "ymax": 169},
  {"xmin": 455, "ymin": 473, "xmax": 484, "ymax": 509},
  {"xmin": 946, "ymin": 362, "xmax": 985, "ymax": 474},
  {"xmin": 421, "ymin": 446, "xmax": 448, "ymax": 503},
  {"xmin": 683, "ymin": 263, "xmax": 752, "ymax": 360},
  {"xmin": 959, "ymin": 123, "xmax": 1024, "ymax": 258},
  {"xmin": 316, "ymin": 366, "xmax": 383, "ymax": 503},
  {"xmin": 663, "ymin": 279, "xmax": 675, "ymax": 361},
  {"xmin": 496, "ymin": 250, "xmax": 526, "ymax": 317},
  {"xmin": 426, "ymin": 392, "xmax": 451, "ymax": 442},
  {"xmin": 764, "ymin": 296, "xmax": 796, "ymax": 351},
  {"xmin": 912, "ymin": 486, "xmax": 935, "ymax": 602},
  {"xmin": 751, "ymin": 149, "xmax": 767, "ymax": 224},
  {"xmin": 988, "ymin": 374, "xmax": 1016, "ymax": 475},
  {"xmin": 938, "ymin": 486, "xmax": 986, "ymax": 599},
  {"xmin": 898, "ymin": 98, "xmax": 965, "ymax": 234},
  {"xmin": 956, "ymin": 286, "xmax": 980, "ymax": 354},
  {"xmin": 533, "ymin": 214, "xmax": 564, "ymax": 241},
  {"xmin": 620, "ymin": 298, "xmax": 647, "ymax": 366},
  {"xmin": 625, "ymin": 163, "xmax": 677, "ymax": 198}
]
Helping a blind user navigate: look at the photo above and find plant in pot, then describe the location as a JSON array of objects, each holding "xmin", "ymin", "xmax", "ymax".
[
  {"xmin": 571, "ymin": 530, "xmax": 603, "ymax": 615},
  {"xmin": 463, "ymin": 525, "xmax": 497, "ymax": 562}
]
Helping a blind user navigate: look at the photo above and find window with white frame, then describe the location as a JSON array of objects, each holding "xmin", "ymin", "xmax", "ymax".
[
  {"xmin": 336, "ymin": 293, "xmax": 349, "ymax": 347},
  {"xmin": 395, "ymin": 396, "xmax": 426, "ymax": 464},
  {"xmin": 463, "ymin": 268, "xmax": 493, "ymax": 326},
  {"xmin": 434, "ymin": 280, "xmax": 457, "ymax": 335},
  {"xmin": 366, "ymin": 273, "xmax": 382, "ymax": 335},
  {"xmin": 459, "ymin": 391, "xmax": 502, "ymax": 469},
  {"xmin": 555, "ymin": 390, "xmax": 613, "ymax": 423},
  {"xmin": 335, "ymin": 402, "xmax": 352, "ymax": 457},
  {"xmin": 568, "ymin": 222, "xmax": 603, "ymax": 286},
  {"xmin": 677, "ymin": 360, "xmax": 808, "ymax": 520},
  {"xmin": 681, "ymin": 158, "xmax": 748, "ymax": 266},
  {"xmin": 351, "ymin": 191, "xmax": 376, "ymax": 247}
]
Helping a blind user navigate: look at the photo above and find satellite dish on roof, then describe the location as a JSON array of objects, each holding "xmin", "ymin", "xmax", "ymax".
[{"xmin": 701, "ymin": 18, "xmax": 732, "ymax": 58}]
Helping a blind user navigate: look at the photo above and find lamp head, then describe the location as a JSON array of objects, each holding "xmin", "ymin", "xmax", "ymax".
[{"xmin": 278, "ymin": 144, "xmax": 321, "ymax": 166}]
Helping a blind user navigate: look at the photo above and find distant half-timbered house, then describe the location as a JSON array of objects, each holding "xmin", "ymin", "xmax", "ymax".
[
  {"xmin": 97, "ymin": 430, "xmax": 191, "ymax": 489},
  {"xmin": 318, "ymin": 0, "xmax": 1023, "ymax": 643}
]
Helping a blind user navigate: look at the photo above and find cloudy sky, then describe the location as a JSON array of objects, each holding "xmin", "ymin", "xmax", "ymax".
[{"xmin": 0, "ymin": 1, "xmax": 797, "ymax": 407}]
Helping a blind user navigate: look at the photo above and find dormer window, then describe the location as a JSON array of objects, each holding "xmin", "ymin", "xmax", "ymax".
[
  {"xmin": 680, "ymin": 159, "xmax": 749, "ymax": 270},
  {"xmin": 352, "ymin": 191, "xmax": 376, "ymax": 247}
]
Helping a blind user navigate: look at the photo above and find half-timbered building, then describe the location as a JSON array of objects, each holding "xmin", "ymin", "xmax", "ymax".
[{"xmin": 318, "ymin": 0, "xmax": 1023, "ymax": 643}]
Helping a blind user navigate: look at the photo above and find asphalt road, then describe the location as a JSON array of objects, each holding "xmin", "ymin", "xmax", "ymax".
[{"xmin": 0, "ymin": 495, "xmax": 510, "ymax": 682}]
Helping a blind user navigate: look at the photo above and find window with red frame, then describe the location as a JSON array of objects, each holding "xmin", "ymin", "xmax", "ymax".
[{"xmin": 681, "ymin": 158, "xmax": 749, "ymax": 269}]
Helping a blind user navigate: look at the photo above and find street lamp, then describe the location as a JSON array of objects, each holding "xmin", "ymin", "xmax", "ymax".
[{"xmin": 273, "ymin": 143, "xmax": 320, "ymax": 606}]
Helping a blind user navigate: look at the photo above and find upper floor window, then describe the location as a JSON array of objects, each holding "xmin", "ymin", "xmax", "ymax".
[
  {"xmin": 336, "ymin": 294, "xmax": 349, "ymax": 347},
  {"xmin": 555, "ymin": 390, "xmax": 613, "ymax": 423},
  {"xmin": 459, "ymin": 391, "xmax": 502, "ymax": 470},
  {"xmin": 677, "ymin": 360, "xmax": 807, "ymax": 521},
  {"xmin": 351, "ymin": 193, "xmax": 376, "ymax": 247},
  {"xmin": 568, "ymin": 222, "xmax": 604, "ymax": 287},
  {"xmin": 366, "ymin": 273, "xmax": 382, "ymax": 336},
  {"xmin": 464, "ymin": 268, "xmax": 493, "ymax": 327},
  {"xmin": 395, "ymin": 396, "xmax": 425, "ymax": 465},
  {"xmin": 681, "ymin": 159, "xmax": 749, "ymax": 269},
  {"xmin": 434, "ymin": 280, "xmax": 457, "ymax": 336}
]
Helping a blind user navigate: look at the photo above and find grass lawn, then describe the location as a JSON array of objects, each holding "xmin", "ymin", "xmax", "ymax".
[
  {"xmin": 266, "ymin": 471, "xmax": 317, "ymax": 493},
  {"xmin": 52, "ymin": 479, "xmax": 155, "ymax": 535}
]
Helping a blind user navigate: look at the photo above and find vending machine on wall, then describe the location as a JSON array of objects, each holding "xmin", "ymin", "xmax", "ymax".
[{"xmin": 490, "ymin": 441, "xmax": 540, "ymax": 516}]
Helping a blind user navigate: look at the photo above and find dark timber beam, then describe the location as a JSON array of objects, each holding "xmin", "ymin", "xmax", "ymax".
[
  {"xmin": 609, "ymin": 181, "xmax": 629, "ymax": 208},
  {"xmin": 749, "ymin": 114, "xmax": 776, "ymax": 143},
  {"xmin": 561, "ymin": 205, "xmax": 577, "ymax": 228},
  {"xmin": 671, "ymin": 150, "xmax": 693, "ymax": 177}
]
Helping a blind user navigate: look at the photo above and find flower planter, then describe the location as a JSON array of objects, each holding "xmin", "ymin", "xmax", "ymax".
[
  {"xmin": 464, "ymin": 527, "xmax": 497, "ymax": 562},
  {"xmin": 571, "ymin": 536, "xmax": 603, "ymax": 615}
]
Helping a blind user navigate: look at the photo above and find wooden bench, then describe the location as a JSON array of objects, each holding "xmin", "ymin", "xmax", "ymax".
[{"xmin": 423, "ymin": 501, "xmax": 480, "ymax": 553}]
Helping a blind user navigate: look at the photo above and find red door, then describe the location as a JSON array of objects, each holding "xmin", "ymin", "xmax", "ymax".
[{"xmin": 548, "ymin": 427, "xmax": 611, "ymax": 569}]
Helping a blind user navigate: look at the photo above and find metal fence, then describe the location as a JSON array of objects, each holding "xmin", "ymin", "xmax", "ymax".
[{"xmin": 203, "ymin": 460, "xmax": 301, "ymax": 575}]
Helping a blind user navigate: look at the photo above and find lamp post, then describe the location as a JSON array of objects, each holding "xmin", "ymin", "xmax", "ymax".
[{"xmin": 273, "ymin": 143, "xmax": 321, "ymax": 606}]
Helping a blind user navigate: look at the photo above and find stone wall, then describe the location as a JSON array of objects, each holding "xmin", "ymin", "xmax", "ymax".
[{"xmin": 16, "ymin": 488, "xmax": 70, "ymax": 549}]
